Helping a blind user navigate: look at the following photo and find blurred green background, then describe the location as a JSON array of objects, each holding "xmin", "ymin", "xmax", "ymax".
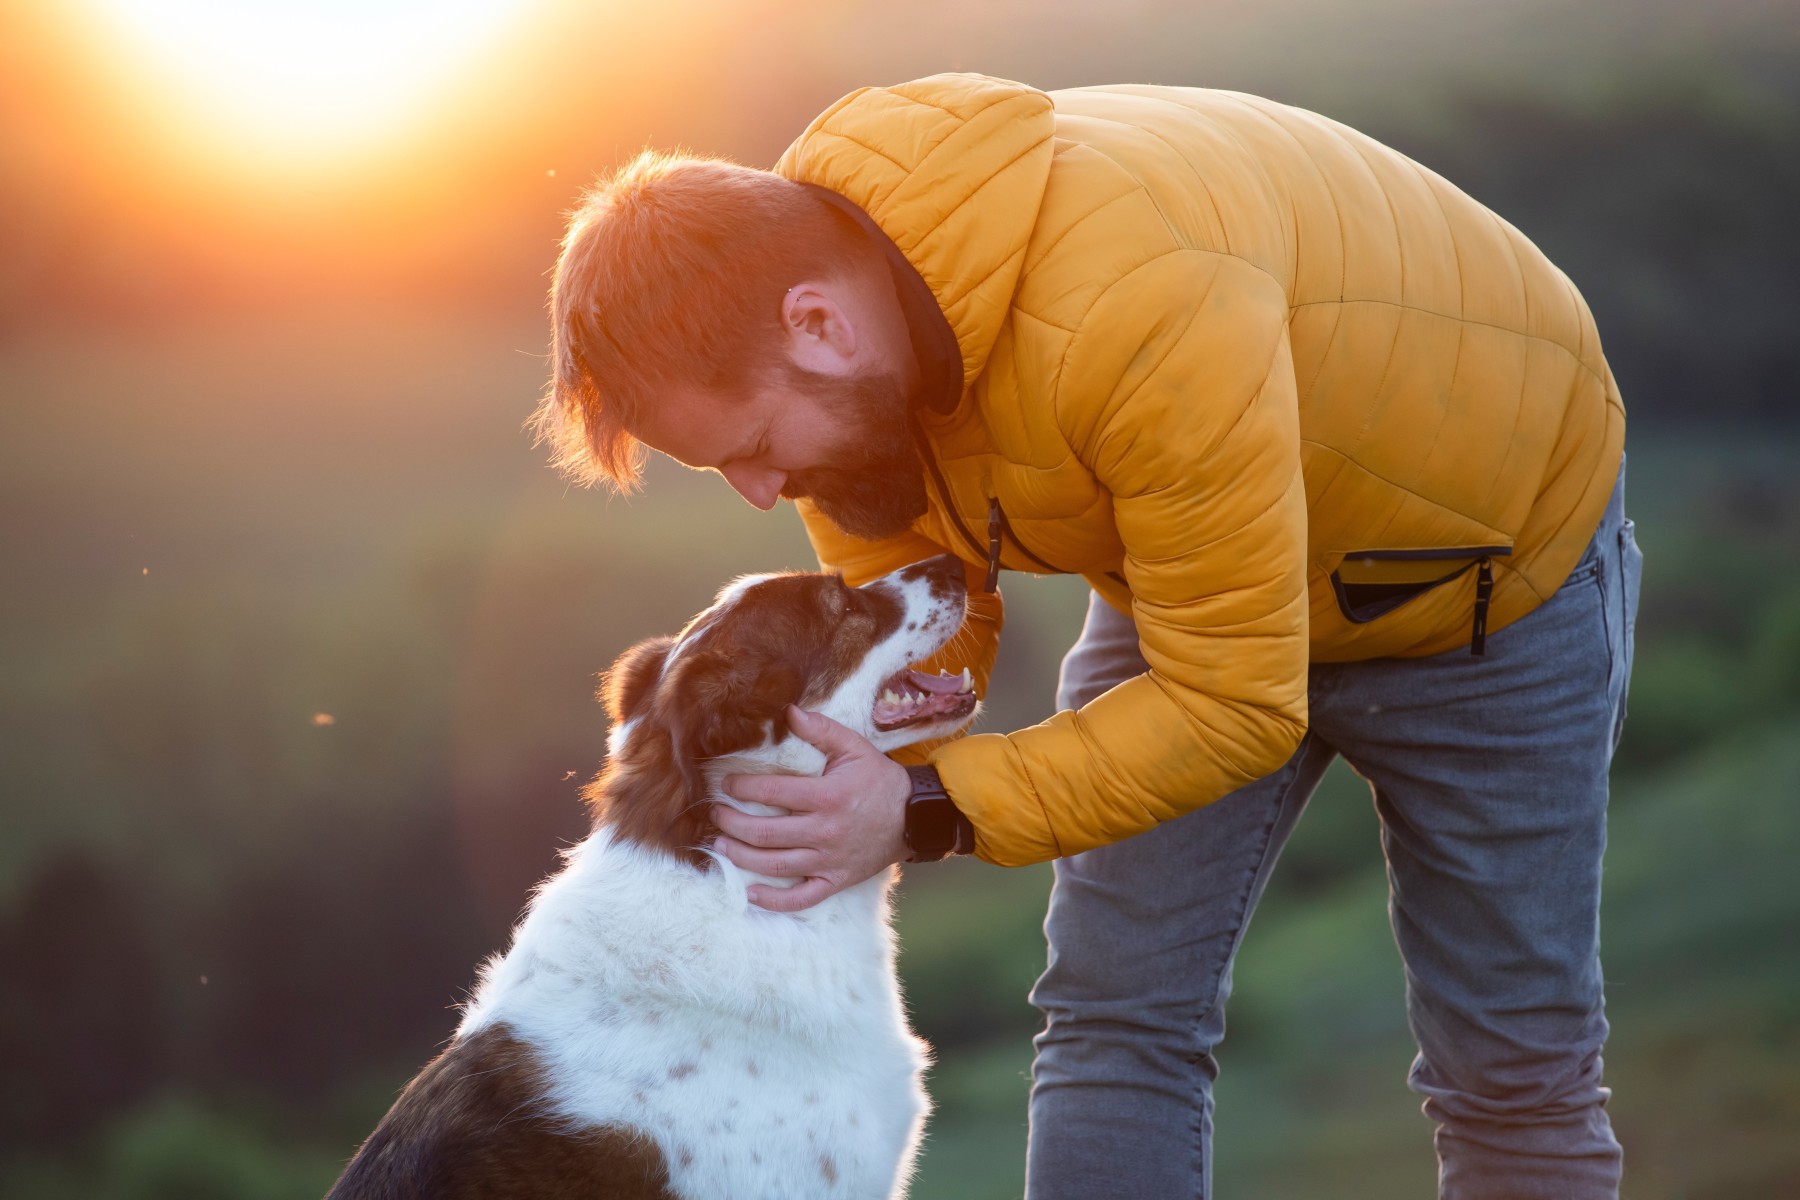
[{"xmin": 3, "ymin": 0, "xmax": 1798, "ymax": 1196}]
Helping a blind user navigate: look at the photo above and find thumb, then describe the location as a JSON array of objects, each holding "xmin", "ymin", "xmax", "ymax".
[{"xmin": 786, "ymin": 706, "xmax": 868, "ymax": 762}]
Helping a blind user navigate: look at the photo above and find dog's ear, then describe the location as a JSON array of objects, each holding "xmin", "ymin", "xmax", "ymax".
[
  {"xmin": 599, "ymin": 636, "xmax": 676, "ymax": 723},
  {"xmin": 662, "ymin": 650, "xmax": 805, "ymax": 805},
  {"xmin": 586, "ymin": 639, "xmax": 706, "ymax": 863}
]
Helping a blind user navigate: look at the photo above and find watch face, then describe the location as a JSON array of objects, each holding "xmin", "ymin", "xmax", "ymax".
[{"xmin": 906, "ymin": 797, "xmax": 960, "ymax": 856}]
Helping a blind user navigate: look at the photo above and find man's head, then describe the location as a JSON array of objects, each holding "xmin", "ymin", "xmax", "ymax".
[{"xmin": 537, "ymin": 152, "xmax": 929, "ymax": 539}]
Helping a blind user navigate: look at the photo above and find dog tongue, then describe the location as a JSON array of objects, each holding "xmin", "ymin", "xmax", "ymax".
[{"xmin": 907, "ymin": 669, "xmax": 967, "ymax": 695}]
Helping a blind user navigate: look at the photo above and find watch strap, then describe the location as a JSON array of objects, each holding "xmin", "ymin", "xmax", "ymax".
[{"xmin": 903, "ymin": 764, "xmax": 975, "ymax": 861}]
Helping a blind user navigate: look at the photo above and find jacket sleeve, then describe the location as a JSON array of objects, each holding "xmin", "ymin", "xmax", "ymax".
[
  {"xmin": 793, "ymin": 499, "xmax": 1004, "ymax": 766},
  {"xmin": 929, "ymin": 251, "xmax": 1311, "ymax": 865}
]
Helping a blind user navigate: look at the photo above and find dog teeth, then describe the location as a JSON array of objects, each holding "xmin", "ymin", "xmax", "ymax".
[
  {"xmin": 961, "ymin": 667, "xmax": 972, "ymax": 690},
  {"xmin": 883, "ymin": 689, "xmax": 901, "ymax": 705}
]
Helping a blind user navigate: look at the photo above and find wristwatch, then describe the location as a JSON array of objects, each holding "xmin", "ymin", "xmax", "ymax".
[{"xmin": 902, "ymin": 764, "xmax": 975, "ymax": 862}]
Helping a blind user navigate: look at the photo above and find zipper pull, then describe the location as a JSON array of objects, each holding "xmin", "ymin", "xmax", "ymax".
[
  {"xmin": 984, "ymin": 498, "xmax": 1002, "ymax": 593},
  {"xmin": 1471, "ymin": 557, "xmax": 1494, "ymax": 655}
]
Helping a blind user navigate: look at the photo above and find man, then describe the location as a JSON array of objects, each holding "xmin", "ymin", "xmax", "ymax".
[{"xmin": 535, "ymin": 73, "xmax": 1641, "ymax": 1199}]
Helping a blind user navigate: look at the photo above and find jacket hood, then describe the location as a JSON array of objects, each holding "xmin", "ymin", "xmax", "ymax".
[{"xmin": 774, "ymin": 73, "xmax": 1056, "ymax": 390}]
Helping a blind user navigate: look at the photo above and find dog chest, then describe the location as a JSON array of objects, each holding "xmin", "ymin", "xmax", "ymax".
[
  {"xmin": 465, "ymin": 842, "xmax": 928, "ymax": 1198},
  {"xmin": 540, "ymin": 1013, "xmax": 926, "ymax": 1199}
]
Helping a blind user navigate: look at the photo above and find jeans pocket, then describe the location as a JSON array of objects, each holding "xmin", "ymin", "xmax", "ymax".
[
  {"xmin": 1558, "ymin": 556, "xmax": 1602, "ymax": 591},
  {"xmin": 1613, "ymin": 518, "xmax": 1644, "ymax": 749}
]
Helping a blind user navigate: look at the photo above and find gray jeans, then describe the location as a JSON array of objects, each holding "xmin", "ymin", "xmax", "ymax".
[{"xmin": 1026, "ymin": 466, "xmax": 1641, "ymax": 1200}]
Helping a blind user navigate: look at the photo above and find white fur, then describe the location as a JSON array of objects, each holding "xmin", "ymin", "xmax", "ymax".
[
  {"xmin": 460, "ymin": 835, "xmax": 924, "ymax": 1198},
  {"xmin": 457, "ymin": 561, "xmax": 975, "ymax": 1199},
  {"xmin": 811, "ymin": 566, "xmax": 971, "ymax": 757}
]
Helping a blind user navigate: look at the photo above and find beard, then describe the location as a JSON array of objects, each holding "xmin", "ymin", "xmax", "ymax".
[{"xmin": 778, "ymin": 366, "xmax": 931, "ymax": 541}]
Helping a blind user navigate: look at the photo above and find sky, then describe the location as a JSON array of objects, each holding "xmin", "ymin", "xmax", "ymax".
[{"xmin": 2, "ymin": 0, "xmax": 1791, "ymax": 327}]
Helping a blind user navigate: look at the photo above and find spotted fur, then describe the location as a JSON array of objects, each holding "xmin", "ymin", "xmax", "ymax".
[{"xmin": 330, "ymin": 555, "xmax": 976, "ymax": 1199}]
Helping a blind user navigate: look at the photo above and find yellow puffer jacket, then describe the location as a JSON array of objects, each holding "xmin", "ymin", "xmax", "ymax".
[{"xmin": 774, "ymin": 74, "xmax": 1625, "ymax": 867}]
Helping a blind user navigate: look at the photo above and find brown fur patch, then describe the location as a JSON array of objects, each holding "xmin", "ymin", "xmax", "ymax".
[
  {"xmin": 585, "ymin": 573, "xmax": 902, "ymax": 862},
  {"xmin": 328, "ymin": 1024, "xmax": 676, "ymax": 1199}
]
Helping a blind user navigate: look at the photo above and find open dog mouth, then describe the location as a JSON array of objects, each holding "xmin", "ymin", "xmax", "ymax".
[{"xmin": 872, "ymin": 668, "xmax": 978, "ymax": 731}]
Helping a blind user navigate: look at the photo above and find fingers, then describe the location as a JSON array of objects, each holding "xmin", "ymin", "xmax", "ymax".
[
  {"xmin": 785, "ymin": 706, "xmax": 871, "ymax": 761},
  {"xmin": 721, "ymin": 771, "xmax": 831, "ymax": 811},
  {"xmin": 713, "ymin": 819, "xmax": 842, "ymax": 912},
  {"xmin": 721, "ymin": 710, "xmax": 880, "ymax": 810},
  {"xmin": 748, "ymin": 876, "xmax": 839, "ymax": 913},
  {"xmin": 712, "ymin": 834, "xmax": 823, "ymax": 880},
  {"xmin": 713, "ymin": 804, "xmax": 835, "ymax": 850}
]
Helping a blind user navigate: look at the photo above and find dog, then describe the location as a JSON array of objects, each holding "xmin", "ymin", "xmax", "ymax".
[{"xmin": 327, "ymin": 553, "xmax": 980, "ymax": 1199}]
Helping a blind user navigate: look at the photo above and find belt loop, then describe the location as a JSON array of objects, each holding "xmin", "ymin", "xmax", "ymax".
[
  {"xmin": 984, "ymin": 498, "xmax": 1002, "ymax": 593},
  {"xmin": 1471, "ymin": 557, "xmax": 1494, "ymax": 655}
]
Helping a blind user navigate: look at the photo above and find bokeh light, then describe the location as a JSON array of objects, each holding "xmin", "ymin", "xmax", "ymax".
[{"xmin": 76, "ymin": 0, "xmax": 536, "ymax": 166}]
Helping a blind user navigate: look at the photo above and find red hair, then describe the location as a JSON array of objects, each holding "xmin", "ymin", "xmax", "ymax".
[{"xmin": 535, "ymin": 151, "xmax": 879, "ymax": 491}]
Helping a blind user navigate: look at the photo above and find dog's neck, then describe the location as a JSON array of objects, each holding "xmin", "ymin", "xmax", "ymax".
[
  {"xmin": 458, "ymin": 823, "xmax": 900, "ymax": 1044},
  {"xmin": 697, "ymin": 741, "xmax": 830, "ymax": 892},
  {"xmin": 585, "ymin": 716, "xmax": 838, "ymax": 871},
  {"xmin": 458, "ymin": 727, "xmax": 901, "ymax": 1036}
]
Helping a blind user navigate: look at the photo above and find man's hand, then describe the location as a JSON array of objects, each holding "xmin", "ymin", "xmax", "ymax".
[{"xmin": 714, "ymin": 706, "xmax": 911, "ymax": 913}]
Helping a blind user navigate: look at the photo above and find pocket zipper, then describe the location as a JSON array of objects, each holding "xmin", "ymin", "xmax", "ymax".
[
  {"xmin": 1334, "ymin": 546, "xmax": 1511, "ymax": 655},
  {"xmin": 1471, "ymin": 557, "xmax": 1494, "ymax": 656}
]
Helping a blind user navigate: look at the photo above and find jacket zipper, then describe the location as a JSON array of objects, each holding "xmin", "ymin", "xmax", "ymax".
[
  {"xmin": 988, "ymin": 497, "xmax": 1129, "ymax": 591},
  {"xmin": 991, "ymin": 500, "xmax": 1061, "ymax": 574},
  {"xmin": 983, "ymin": 499, "xmax": 1004, "ymax": 592},
  {"xmin": 908, "ymin": 418, "xmax": 1127, "ymax": 594},
  {"xmin": 909, "ymin": 418, "xmax": 993, "ymax": 583}
]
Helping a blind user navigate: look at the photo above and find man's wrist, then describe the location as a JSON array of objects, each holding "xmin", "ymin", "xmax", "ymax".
[{"xmin": 902, "ymin": 764, "xmax": 975, "ymax": 862}]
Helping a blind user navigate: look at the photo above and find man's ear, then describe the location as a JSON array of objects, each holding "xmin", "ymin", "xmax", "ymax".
[
  {"xmin": 599, "ymin": 636, "xmax": 676, "ymax": 723},
  {"xmin": 781, "ymin": 283, "xmax": 859, "ymax": 372}
]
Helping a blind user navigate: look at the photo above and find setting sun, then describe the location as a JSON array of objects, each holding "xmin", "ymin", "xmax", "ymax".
[{"xmin": 79, "ymin": 0, "xmax": 535, "ymax": 165}]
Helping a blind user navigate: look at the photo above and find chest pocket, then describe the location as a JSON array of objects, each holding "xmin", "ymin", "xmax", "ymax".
[{"xmin": 1330, "ymin": 546, "xmax": 1513, "ymax": 654}]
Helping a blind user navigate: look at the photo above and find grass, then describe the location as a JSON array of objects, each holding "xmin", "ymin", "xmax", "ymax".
[
  {"xmin": 893, "ymin": 722, "xmax": 1800, "ymax": 1199},
  {"xmin": 3, "ymin": 310, "xmax": 1795, "ymax": 1196}
]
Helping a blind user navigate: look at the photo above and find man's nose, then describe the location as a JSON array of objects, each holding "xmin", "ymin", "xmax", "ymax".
[{"xmin": 719, "ymin": 463, "xmax": 787, "ymax": 511}]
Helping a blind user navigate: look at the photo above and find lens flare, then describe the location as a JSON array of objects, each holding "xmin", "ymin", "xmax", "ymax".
[{"xmin": 80, "ymin": 0, "xmax": 533, "ymax": 165}]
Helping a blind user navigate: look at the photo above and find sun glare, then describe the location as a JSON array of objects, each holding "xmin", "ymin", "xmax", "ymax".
[{"xmin": 82, "ymin": 0, "xmax": 534, "ymax": 168}]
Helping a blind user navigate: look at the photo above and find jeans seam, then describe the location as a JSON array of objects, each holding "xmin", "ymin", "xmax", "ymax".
[
  {"xmin": 1183, "ymin": 745, "xmax": 1306, "ymax": 1199},
  {"xmin": 1592, "ymin": 544, "xmax": 1615, "ymax": 692},
  {"xmin": 1612, "ymin": 520, "xmax": 1639, "ymax": 751}
]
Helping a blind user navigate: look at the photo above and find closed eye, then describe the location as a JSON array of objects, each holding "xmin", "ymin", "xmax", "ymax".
[
  {"xmin": 714, "ymin": 423, "xmax": 773, "ymax": 474},
  {"xmin": 745, "ymin": 424, "xmax": 774, "ymax": 466}
]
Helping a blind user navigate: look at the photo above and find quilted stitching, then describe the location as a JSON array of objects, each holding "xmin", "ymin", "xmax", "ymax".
[{"xmin": 773, "ymin": 74, "xmax": 1624, "ymax": 866}]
